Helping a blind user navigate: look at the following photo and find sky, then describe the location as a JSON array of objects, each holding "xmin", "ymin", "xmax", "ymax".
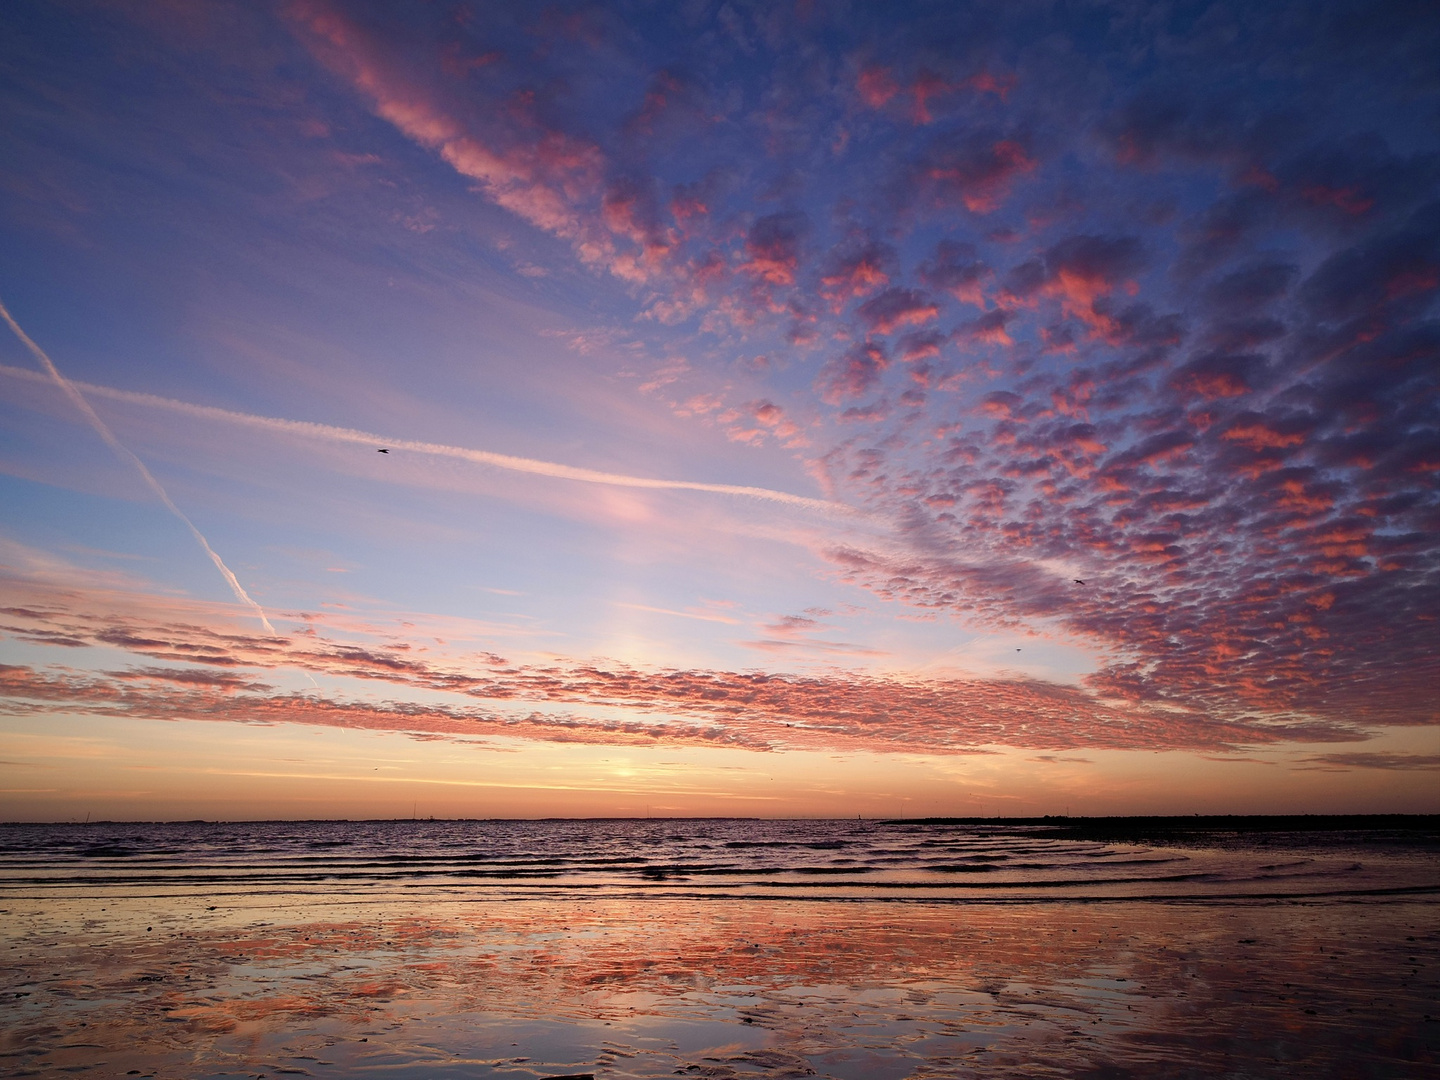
[{"xmin": 0, "ymin": 0, "xmax": 1437, "ymax": 821}]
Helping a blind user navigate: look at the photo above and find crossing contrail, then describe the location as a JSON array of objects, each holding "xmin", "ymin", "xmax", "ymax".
[
  {"xmin": 0, "ymin": 299, "xmax": 279, "ymax": 636},
  {"xmin": 0, "ymin": 361, "xmax": 852, "ymax": 516}
]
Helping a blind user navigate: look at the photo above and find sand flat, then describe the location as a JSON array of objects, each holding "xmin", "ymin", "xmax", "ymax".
[{"xmin": 3, "ymin": 893, "xmax": 1436, "ymax": 1078}]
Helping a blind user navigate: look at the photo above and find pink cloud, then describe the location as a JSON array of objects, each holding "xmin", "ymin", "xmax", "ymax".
[
  {"xmin": 856, "ymin": 66, "xmax": 1013, "ymax": 122},
  {"xmin": 856, "ymin": 65, "xmax": 899, "ymax": 108},
  {"xmin": 289, "ymin": 1, "xmax": 734, "ymax": 294},
  {"xmin": 959, "ymin": 309, "xmax": 1015, "ymax": 345},
  {"xmin": 293, "ymin": 3, "xmax": 601, "ymax": 238},
  {"xmin": 0, "ymin": 650, "xmax": 1336, "ymax": 755},
  {"xmin": 1169, "ymin": 354, "xmax": 1264, "ymax": 400},
  {"xmin": 916, "ymin": 134, "xmax": 1036, "ymax": 214},
  {"xmin": 0, "ymin": 568, "xmax": 1379, "ymax": 755},
  {"xmin": 739, "ymin": 212, "xmax": 808, "ymax": 286},
  {"xmin": 897, "ymin": 330, "xmax": 945, "ymax": 363},
  {"xmin": 816, "ymin": 341, "xmax": 888, "ymax": 403},
  {"xmin": 966, "ymin": 71, "xmax": 1015, "ymax": 100},
  {"xmin": 918, "ymin": 241, "xmax": 990, "ymax": 306},
  {"xmin": 820, "ymin": 242, "xmax": 894, "ymax": 310},
  {"xmin": 909, "ymin": 70, "xmax": 952, "ymax": 125},
  {"xmin": 855, "ymin": 288, "xmax": 940, "ymax": 334}
]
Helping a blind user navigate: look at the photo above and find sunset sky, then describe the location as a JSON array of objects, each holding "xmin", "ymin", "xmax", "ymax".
[{"xmin": 1, "ymin": 0, "xmax": 1437, "ymax": 820}]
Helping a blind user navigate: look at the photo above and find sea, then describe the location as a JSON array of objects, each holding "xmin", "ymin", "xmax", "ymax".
[{"xmin": 1, "ymin": 817, "xmax": 1436, "ymax": 1078}]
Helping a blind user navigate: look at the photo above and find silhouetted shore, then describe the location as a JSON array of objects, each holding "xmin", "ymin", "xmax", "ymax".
[{"xmin": 886, "ymin": 814, "xmax": 1440, "ymax": 844}]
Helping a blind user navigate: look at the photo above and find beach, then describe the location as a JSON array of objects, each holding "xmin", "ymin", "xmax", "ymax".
[{"xmin": 2, "ymin": 819, "xmax": 1436, "ymax": 1078}]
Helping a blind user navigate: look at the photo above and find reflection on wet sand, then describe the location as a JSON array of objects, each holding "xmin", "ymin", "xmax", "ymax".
[{"xmin": 3, "ymin": 896, "xmax": 1436, "ymax": 1078}]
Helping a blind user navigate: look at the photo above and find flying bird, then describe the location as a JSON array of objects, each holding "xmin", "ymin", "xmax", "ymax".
[
  {"xmin": 1074, "ymin": 578, "xmax": 1085, "ymax": 585},
  {"xmin": 376, "ymin": 448, "xmax": 390, "ymax": 453}
]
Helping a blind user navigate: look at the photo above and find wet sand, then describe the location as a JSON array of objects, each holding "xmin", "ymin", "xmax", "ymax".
[{"xmin": 3, "ymin": 893, "xmax": 1436, "ymax": 1078}]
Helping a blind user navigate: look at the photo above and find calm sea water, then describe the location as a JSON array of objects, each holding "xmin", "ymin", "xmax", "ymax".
[{"xmin": 0, "ymin": 816, "xmax": 1434, "ymax": 902}]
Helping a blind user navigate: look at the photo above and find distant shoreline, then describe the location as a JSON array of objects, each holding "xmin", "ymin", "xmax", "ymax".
[{"xmin": 890, "ymin": 814, "xmax": 1440, "ymax": 842}]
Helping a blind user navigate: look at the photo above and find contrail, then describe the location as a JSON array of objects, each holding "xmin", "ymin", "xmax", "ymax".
[
  {"xmin": 0, "ymin": 362, "xmax": 852, "ymax": 516},
  {"xmin": 0, "ymin": 299, "xmax": 279, "ymax": 636}
]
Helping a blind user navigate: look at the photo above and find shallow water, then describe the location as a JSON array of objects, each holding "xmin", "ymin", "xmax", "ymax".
[
  {"xmin": 1, "ymin": 819, "xmax": 1436, "ymax": 1078},
  {"xmin": 2, "ymin": 817, "xmax": 1433, "ymax": 902}
]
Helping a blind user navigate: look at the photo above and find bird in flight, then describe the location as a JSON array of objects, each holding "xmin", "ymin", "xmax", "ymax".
[
  {"xmin": 1074, "ymin": 578, "xmax": 1085, "ymax": 585},
  {"xmin": 376, "ymin": 448, "xmax": 390, "ymax": 454}
]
